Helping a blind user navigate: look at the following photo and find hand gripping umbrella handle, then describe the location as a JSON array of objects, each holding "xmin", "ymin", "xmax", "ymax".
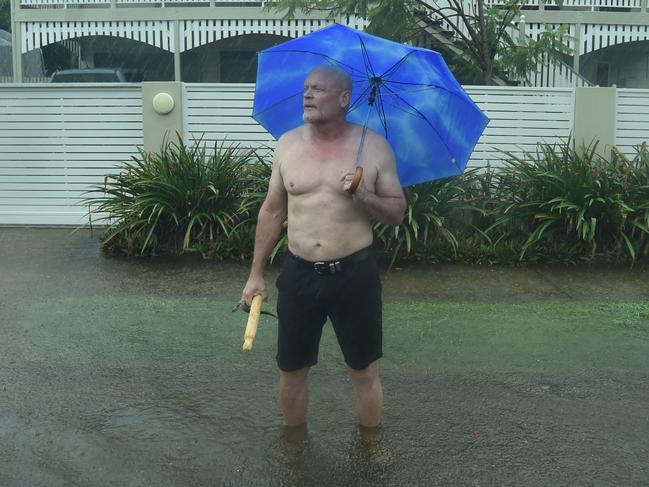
[
  {"xmin": 346, "ymin": 167, "xmax": 363, "ymax": 195},
  {"xmin": 242, "ymin": 295, "xmax": 263, "ymax": 351}
]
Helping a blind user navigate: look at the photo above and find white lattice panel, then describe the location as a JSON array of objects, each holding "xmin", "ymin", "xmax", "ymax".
[
  {"xmin": 0, "ymin": 85, "xmax": 143, "ymax": 225},
  {"xmin": 487, "ymin": 0, "xmax": 641, "ymax": 7},
  {"xmin": 183, "ymin": 83, "xmax": 274, "ymax": 153},
  {"xmin": 181, "ymin": 16, "xmax": 366, "ymax": 52},
  {"xmin": 580, "ymin": 23, "xmax": 649, "ymax": 55},
  {"xmin": 465, "ymin": 86, "xmax": 575, "ymax": 168},
  {"xmin": 21, "ymin": 20, "xmax": 174, "ymax": 53},
  {"xmin": 20, "ymin": 0, "xmax": 109, "ymax": 5},
  {"xmin": 615, "ymin": 88, "xmax": 649, "ymax": 158}
]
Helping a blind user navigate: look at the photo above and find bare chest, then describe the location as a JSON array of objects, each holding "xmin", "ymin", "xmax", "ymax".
[{"xmin": 281, "ymin": 151, "xmax": 353, "ymax": 196}]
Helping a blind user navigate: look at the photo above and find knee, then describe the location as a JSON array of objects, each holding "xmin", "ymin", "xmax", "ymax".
[
  {"xmin": 348, "ymin": 361, "xmax": 380, "ymax": 387},
  {"xmin": 279, "ymin": 367, "xmax": 310, "ymax": 390}
]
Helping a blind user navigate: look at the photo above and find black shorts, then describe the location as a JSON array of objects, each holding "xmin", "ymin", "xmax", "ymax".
[{"xmin": 275, "ymin": 246, "xmax": 383, "ymax": 372}]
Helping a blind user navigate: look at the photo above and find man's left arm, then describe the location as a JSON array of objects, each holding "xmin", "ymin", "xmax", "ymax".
[{"xmin": 343, "ymin": 138, "xmax": 406, "ymax": 226}]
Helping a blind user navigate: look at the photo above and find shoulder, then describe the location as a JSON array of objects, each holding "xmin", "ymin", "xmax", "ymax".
[
  {"xmin": 348, "ymin": 124, "xmax": 392, "ymax": 153},
  {"xmin": 274, "ymin": 125, "xmax": 306, "ymax": 172},
  {"xmin": 359, "ymin": 127, "xmax": 395, "ymax": 168},
  {"xmin": 277, "ymin": 124, "xmax": 306, "ymax": 149}
]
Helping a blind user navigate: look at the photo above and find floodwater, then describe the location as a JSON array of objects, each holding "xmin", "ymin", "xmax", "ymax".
[{"xmin": 1, "ymin": 228, "xmax": 649, "ymax": 486}]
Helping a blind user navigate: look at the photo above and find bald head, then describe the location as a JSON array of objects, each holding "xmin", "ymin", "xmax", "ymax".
[{"xmin": 308, "ymin": 65, "xmax": 352, "ymax": 94}]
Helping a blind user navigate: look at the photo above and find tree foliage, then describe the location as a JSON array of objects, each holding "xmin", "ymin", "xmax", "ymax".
[
  {"xmin": 1, "ymin": 0, "xmax": 10, "ymax": 33},
  {"xmin": 268, "ymin": 0, "xmax": 571, "ymax": 85}
]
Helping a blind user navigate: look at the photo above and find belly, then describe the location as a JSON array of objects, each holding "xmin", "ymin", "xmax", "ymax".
[{"xmin": 286, "ymin": 192, "xmax": 373, "ymax": 260}]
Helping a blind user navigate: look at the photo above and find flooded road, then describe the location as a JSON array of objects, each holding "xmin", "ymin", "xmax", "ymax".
[{"xmin": 1, "ymin": 228, "xmax": 648, "ymax": 486}]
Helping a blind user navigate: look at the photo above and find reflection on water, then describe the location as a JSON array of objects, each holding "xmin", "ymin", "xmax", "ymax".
[
  {"xmin": 79, "ymin": 399, "xmax": 398, "ymax": 486},
  {"xmin": 273, "ymin": 423, "xmax": 395, "ymax": 487}
]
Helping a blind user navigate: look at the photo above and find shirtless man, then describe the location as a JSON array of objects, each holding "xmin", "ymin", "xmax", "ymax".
[{"xmin": 242, "ymin": 65, "xmax": 406, "ymax": 430}]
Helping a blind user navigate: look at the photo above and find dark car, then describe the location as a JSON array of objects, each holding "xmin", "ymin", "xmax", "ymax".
[{"xmin": 49, "ymin": 68, "xmax": 144, "ymax": 83}]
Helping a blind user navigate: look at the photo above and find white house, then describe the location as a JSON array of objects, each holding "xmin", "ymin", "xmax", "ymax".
[{"xmin": 5, "ymin": 0, "xmax": 649, "ymax": 87}]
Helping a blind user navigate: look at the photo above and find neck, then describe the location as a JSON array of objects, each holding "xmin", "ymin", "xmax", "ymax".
[{"xmin": 308, "ymin": 117, "xmax": 349, "ymax": 142}]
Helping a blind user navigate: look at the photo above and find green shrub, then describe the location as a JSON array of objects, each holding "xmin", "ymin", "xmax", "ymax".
[
  {"xmin": 489, "ymin": 141, "xmax": 649, "ymax": 264},
  {"xmin": 85, "ymin": 135, "xmax": 262, "ymax": 258},
  {"xmin": 86, "ymin": 136, "xmax": 649, "ymax": 267},
  {"xmin": 373, "ymin": 168, "xmax": 486, "ymax": 267}
]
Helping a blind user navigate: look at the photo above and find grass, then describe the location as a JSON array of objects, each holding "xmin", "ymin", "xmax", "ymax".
[{"xmin": 21, "ymin": 297, "xmax": 649, "ymax": 374}]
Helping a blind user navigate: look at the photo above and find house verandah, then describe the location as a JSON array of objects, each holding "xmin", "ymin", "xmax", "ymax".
[
  {"xmin": 6, "ymin": 0, "xmax": 649, "ymax": 87},
  {"xmin": 7, "ymin": 0, "xmax": 366, "ymax": 83}
]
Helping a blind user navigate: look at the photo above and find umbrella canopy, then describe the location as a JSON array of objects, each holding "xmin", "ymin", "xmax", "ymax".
[{"xmin": 252, "ymin": 23, "xmax": 489, "ymax": 187}]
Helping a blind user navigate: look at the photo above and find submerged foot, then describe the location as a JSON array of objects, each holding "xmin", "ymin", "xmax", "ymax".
[
  {"xmin": 355, "ymin": 424, "xmax": 393, "ymax": 467},
  {"xmin": 278, "ymin": 423, "xmax": 309, "ymax": 466}
]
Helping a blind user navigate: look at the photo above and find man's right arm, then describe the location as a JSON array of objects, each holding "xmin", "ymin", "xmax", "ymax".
[{"xmin": 242, "ymin": 148, "xmax": 288, "ymax": 305}]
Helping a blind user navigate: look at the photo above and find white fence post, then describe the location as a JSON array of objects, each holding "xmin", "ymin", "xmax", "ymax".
[
  {"xmin": 573, "ymin": 86, "xmax": 617, "ymax": 156},
  {"xmin": 142, "ymin": 82, "xmax": 185, "ymax": 153}
]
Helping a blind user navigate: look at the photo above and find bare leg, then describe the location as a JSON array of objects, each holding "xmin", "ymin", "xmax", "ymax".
[
  {"xmin": 279, "ymin": 367, "xmax": 310, "ymax": 426},
  {"xmin": 348, "ymin": 360, "xmax": 383, "ymax": 428}
]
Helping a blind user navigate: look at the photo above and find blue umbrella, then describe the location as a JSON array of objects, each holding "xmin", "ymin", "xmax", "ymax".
[{"xmin": 252, "ymin": 23, "xmax": 489, "ymax": 187}]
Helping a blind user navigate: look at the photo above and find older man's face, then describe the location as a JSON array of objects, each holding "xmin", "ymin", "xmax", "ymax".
[{"xmin": 302, "ymin": 71, "xmax": 348, "ymax": 124}]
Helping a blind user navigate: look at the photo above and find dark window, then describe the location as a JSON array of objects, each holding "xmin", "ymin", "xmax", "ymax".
[
  {"xmin": 596, "ymin": 63, "xmax": 609, "ymax": 87},
  {"xmin": 220, "ymin": 51, "xmax": 257, "ymax": 83}
]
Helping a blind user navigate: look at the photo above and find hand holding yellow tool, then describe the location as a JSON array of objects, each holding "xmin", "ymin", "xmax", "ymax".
[{"xmin": 242, "ymin": 295, "xmax": 263, "ymax": 351}]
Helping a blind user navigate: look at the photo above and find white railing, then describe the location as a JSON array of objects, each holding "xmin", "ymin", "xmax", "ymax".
[
  {"xmin": 21, "ymin": 0, "xmax": 642, "ymax": 8},
  {"xmin": 19, "ymin": 0, "xmax": 267, "ymax": 5},
  {"xmin": 487, "ymin": 0, "xmax": 643, "ymax": 8},
  {"xmin": 20, "ymin": 0, "xmax": 110, "ymax": 6},
  {"xmin": 521, "ymin": 55, "xmax": 592, "ymax": 88}
]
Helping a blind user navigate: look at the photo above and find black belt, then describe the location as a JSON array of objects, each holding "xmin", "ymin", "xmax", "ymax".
[{"xmin": 288, "ymin": 246, "xmax": 374, "ymax": 275}]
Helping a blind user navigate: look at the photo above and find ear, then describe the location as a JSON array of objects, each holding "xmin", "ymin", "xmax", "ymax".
[{"xmin": 340, "ymin": 90, "xmax": 351, "ymax": 110}]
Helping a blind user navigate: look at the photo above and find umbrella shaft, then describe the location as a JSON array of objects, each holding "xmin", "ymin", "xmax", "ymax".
[{"xmin": 353, "ymin": 108, "xmax": 372, "ymax": 168}]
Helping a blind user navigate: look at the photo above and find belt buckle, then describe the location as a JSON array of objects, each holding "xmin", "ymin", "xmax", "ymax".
[{"xmin": 313, "ymin": 261, "xmax": 342, "ymax": 274}]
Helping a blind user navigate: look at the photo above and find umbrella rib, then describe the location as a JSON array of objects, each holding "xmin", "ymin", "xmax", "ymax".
[
  {"xmin": 382, "ymin": 84, "xmax": 458, "ymax": 168},
  {"xmin": 374, "ymin": 85, "xmax": 389, "ymax": 137},
  {"xmin": 380, "ymin": 50, "xmax": 417, "ymax": 80},
  {"xmin": 385, "ymin": 80, "xmax": 480, "ymax": 106},
  {"xmin": 358, "ymin": 35, "xmax": 377, "ymax": 79},
  {"xmin": 348, "ymin": 83, "xmax": 374, "ymax": 113},
  {"xmin": 265, "ymin": 49, "xmax": 368, "ymax": 78},
  {"xmin": 252, "ymin": 90, "xmax": 304, "ymax": 120}
]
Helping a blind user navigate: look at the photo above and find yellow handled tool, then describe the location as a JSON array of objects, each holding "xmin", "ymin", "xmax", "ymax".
[{"xmin": 242, "ymin": 295, "xmax": 263, "ymax": 351}]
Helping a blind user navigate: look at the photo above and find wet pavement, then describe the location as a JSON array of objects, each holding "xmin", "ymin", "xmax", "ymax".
[{"xmin": 1, "ymin": 227, "xmax": 648, "ymax": 486}]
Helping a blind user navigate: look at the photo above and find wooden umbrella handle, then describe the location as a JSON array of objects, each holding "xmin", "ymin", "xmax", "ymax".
[
  {"xmin": 242, "ymin": 295, "xmax": 263, "ymax": 351},
  {"xmin": 346, "ymin": 167, "xmax": 363, "ymax": 195}
]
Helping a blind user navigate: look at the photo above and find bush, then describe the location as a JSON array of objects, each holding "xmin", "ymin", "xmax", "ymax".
[
  {"xmin": 373, "ymin": 168, "xmax": 486, "ymax": 266},
  {"xmin": 87, "ymin": 137, "xmax": 649, "ymax": 267},
  {"xmin": 85, "ymin": 135, "xmax": 265, "ymax": 259},
  {"xmin": 489, "ymin": 141, "xmax": 649, "ymax": 264}
]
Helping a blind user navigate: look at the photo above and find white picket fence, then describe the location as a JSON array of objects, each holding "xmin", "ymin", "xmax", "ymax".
[{"xmin": 1, "ymin": 84, "xmax": 648, "ymax": 226}]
